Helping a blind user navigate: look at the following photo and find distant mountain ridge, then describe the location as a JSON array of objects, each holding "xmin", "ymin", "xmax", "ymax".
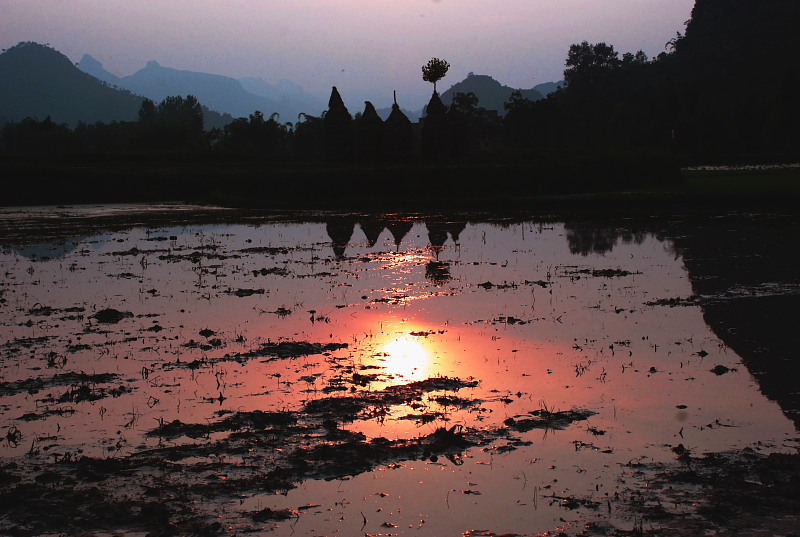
[
  {"xmin": 440, "ymin": 73, "xmax": 552, "ymax": 116},
  {"xmin": 78, "ymin": 55, "xmax": 325, "ymax": 122},
  {"xmin": 78, "ymin": 53, "xmax": 121, "ymax": 87},
  {"xmin": 376, "ymin": 75, "xmax": 561, "ymax": 121},
  {"xmin": 0, "ymin": 42, "xmax": 234, "ymax": 129},
  {"xmin": 2, "ymin": 41, "xmax": 564, "ymax": 129},
  {"xmin": 0, "ymin": 42, "xmax": 143, "ymax": 127}
]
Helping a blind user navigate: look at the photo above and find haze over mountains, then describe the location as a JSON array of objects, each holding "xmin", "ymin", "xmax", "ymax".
[
  {"xmin": 1, "ymin": 41, "xmax": 562, "ymax": 129},
  {"xmin": 0, "ymin": 42, "xmax": 234, "ymax": 128},
  {"xmin": 78, "ymin": 52, "xmax": 560, "ymax": 123},
  {"xmin": 78, "ymin": 54, "xmax": 326, "ymax": 122}
]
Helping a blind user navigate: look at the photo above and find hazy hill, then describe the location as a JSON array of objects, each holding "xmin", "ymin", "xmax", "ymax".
[
  {"xmin": 532, "ymin": 81, "xmax": 564, "ymax": 96},
  {"xmin": 0, "ymin": 42, "xmax": 143, "ymax": 126},
  {"xmin": 373, "ymin": 76, "xmax": 561, "ymax": 122},
  {"xmin": 77, "ymin": 55, "xmax": 234, "ymax": 129},
  {"xmin": 119, "ymin": 61, "xmax": 274, "ymax": 120},
  {"xmin": 113, "ymin": 61, "xmax": 324, "ymax": 121},
  {"xmin": 0, "ymin": 43, "xmax": 234, "ymax": 130},
  {"xmin": 239, "ymin": 77, "xmax": 325, "ymax": 121},
  {"xmin": 78, "ymin": 55, "xmax": 325, "ymax": 122},
  {"xmin": 78, "ymin": 53, "xmax": 121, "ymax": 87},
  {"xmin": 440, "ymin": 73, "xmax": 546, "ymax": 116}
]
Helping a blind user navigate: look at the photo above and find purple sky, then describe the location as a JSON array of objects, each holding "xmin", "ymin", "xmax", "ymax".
[{"xmin": 3, "ymin": 0, "xmax": 695, "ymax": 109}]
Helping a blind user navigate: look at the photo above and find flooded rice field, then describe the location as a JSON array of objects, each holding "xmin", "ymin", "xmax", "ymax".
[{"xmin": 1, "ymin": 205, "xmax": 798, "ymax": 536}]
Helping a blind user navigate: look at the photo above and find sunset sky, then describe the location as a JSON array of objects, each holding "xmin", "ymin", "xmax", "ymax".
[{"xmin": 2, "ymin": 0, "xmax": 696, "ymax": 109}]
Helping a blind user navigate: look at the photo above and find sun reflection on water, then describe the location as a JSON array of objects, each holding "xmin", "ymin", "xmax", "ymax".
[{"xmin": 378, "ymin": 333, "xmax": 433, "ymax": 384}]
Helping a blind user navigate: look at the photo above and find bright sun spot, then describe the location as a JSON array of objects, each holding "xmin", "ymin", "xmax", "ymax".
[{"xmin": 381, "ymin": 335, "xmax": 432, "ymax": 382}]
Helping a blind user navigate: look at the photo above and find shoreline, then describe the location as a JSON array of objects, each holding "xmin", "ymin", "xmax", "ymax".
[{"xmin": 2, "ymin": 155, "xmax": 798, "ymax": 213}]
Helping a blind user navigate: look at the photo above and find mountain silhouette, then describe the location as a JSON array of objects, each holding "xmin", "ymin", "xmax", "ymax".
[
  {"xmin": 0, "ymin": 43, "xmax": 234, "ymax": 129},
  {"xmin": 531, "ymin": 81, "xmax": 564, "ymax": 96},
  {"xmin": 95, "ymin": 60, "xmax": 323, "ymax": 122},
  {"xmin": 78, "ymin": 54, "xmax": 122, "ymax": 87},
  {"xmin": 374, "ymin": 75, "xmax": 561, "ymax": 121},
  {"xmin": 440, "ymin": 73, "xmax": 546, "ymax": 116},
  {"xmin": 119, "ymin": 61, "xmax": 279, "ymax": 120},
  {"xmin": 0, "ymin": 42, "xmax": 142, "ymax": 126}
]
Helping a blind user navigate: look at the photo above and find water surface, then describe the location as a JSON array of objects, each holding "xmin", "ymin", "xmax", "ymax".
[{"xmin": 0, "ymin": 205, "xmax": 796, "ymax": 536}]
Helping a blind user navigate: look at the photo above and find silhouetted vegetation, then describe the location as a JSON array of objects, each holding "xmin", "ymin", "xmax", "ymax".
[
  {"xmin": 1, "ymin": 0, "xmax": 798, "ymax": 206},
  {"xmin": 421, "ymin": 58, "xmax": 450, "ymax": 93},
  {"xmin": 507, "ymin": 0, "xmax": 800, "ymax": 164}
]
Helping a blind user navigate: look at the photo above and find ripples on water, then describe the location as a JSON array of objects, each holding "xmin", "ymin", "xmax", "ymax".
[{"xmin": 0, "ymin": 206, "xmax": 796, "ymax": 536}]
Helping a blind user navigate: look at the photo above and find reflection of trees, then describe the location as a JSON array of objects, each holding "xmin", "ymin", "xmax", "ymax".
[
  {"xmin": 425, "ymin": 261, "xmax": 452, "ymax": 286},
  {"xmin": 562, "ymin": 216, "xmax": 800, "ymax": 428},
  {"xmin": 425, "ymin": 219, "xmax": 467, "ymax": 257},
  {"xmin": 671, "ymin": 217, "xmax": 800, "ymax": 428},
  {"xmin": 424, "ymin": 219, "xmax": 465, "ymax": 285},
  {"xmin": 426, "ymin": 221, "xmax": 449, "ymax": 257},
  {"xmin": 11, "ymin": 243, "xmax": 75, "ymax": 260},
  {"xmin": 565, "ymin": 223, "xmax": 647, "ymax": 255}
]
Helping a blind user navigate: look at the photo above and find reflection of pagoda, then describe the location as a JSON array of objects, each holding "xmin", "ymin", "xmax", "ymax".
[
  {"xmin": 359, "ymin": 219, "xmax": 385, "ymax": 248},
  {"xmin": 448, "ymin": 222, "xmax": 466, "ymax": 244},
  {"xmin": 386, "ymin": 220, "xmax": 413, "ymax": 250},
  {"xmin": 325, "ymin": 217, "xmax": 356, "ymax": 259},
  {"xmin": 426, "ymin": 221, "xmax": 449, "ymax": 257},
  {"xmin": 425, "ymin": 219, "xmax": 467, "ymax": 257}
]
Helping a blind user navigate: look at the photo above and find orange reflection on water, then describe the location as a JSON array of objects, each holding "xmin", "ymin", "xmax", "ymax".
[{"xmin": 378, "ymin": 333, "xmax": 433, "ymax": 384}]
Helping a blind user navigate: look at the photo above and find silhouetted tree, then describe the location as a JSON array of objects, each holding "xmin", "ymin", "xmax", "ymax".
[
  {"xmin": 218, "ymin": 111, "xmax": 289, "ymax": 158},
  {"xmin": 422, "ymin": 58, "xmax": 450, "ymax": 93},
  {"xmin": 138, "ymin": 98, "xmax": 157, "ymax": 123},
  {"xmin": 0, "ymin": 116, "xmax": 73, "ymax": 155},
  {"xmin": 563, "ymin": 41, "xmax": 620, "ymax": 90},
  {"xmin": 450, "ymin": 92, "xmax": 481, "ymax": 118},
  {"xmin": 292, "ymin": 113, "xmax": 324, "ymax": 159},
  {"xmin": 502, "ymin": 90, "xmax": 539, "ymax": 149},
  {"xmin": 137, "ymin": 95, "xmax": 205, "ymax": 152}
]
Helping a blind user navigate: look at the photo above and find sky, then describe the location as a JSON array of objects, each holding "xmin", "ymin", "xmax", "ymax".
[{"xmin": 2, "ymin": 0, "xmax": 696, "ymax": 109}]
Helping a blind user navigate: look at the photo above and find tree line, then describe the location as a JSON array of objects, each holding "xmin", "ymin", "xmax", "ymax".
[
  {"xmin": 2, "ymin": 0, "xmax": 797, "ymax": 165},
  {"xmin": 503, "ymin": 0, "xmax": 800, "ymax": 163}
]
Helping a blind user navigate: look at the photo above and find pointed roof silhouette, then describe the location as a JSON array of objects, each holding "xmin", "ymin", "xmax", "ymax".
[
  {"xmin": 359, "ymin": 101, "xmax": 383, "ymax": 124},
  {"xmin": 386, "ymin": 102, "xmax": 411, "ymax": 125},
  {"xmin": 425, "ymin": 91, "xmax": 447, "ymax": 117},
  {"xmin": 328, "ymin": 86, "xmax": 347, "ymax": 111},
  {"xmin": 386, "ymin": 91, "xmax": 411, "ymax": 124}
]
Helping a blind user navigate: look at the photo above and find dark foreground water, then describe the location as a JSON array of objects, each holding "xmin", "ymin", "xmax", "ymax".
[{"xmin": 0, "ymin": 205, "xmax": 797, "ymax": 536}]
